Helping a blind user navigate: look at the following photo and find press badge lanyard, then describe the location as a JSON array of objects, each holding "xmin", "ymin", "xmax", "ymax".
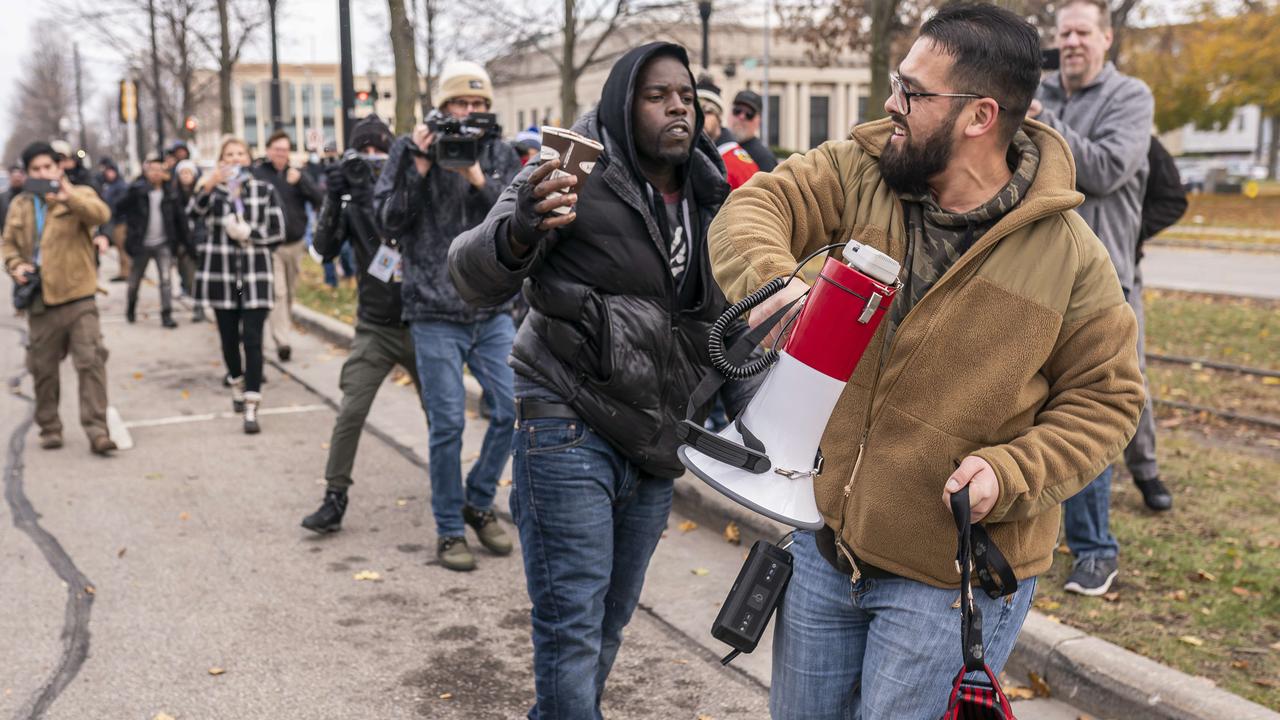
[{"xmin": 367, "ymin": 237, "xmax": 402, "ymax": 284}]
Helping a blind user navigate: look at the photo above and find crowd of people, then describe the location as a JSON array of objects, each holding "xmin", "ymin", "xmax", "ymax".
[{"xmin": 1, "ymin": 0, "xmax": 1190, "ymax": 716}]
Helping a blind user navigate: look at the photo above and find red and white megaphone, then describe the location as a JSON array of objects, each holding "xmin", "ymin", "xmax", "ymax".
[{"xmin": 677, "ymin": 241, "xmax": 901, "ymax": 530}]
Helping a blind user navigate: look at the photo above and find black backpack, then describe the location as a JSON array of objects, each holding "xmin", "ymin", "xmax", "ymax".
[{"xmin": 1137, "ymin": 136, "xmax": 1189, "ymax": 260}]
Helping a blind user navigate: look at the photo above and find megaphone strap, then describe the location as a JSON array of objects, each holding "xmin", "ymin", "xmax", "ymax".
[{"xmin": 949, "ymin": 487, "xmax": 1020, "ymax": 672}]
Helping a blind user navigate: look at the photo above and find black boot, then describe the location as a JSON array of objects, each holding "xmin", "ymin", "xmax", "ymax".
[
  {"xmin": 1134, "ymin": 476, "xmax": 1173, "ymax": 511},
  {"xmin": 126, "ymin": 298, "xmax": 137, "ymax": 324},
  {"xmin": 301, "ymin": 489, "xmax": 348, "ymax": 533},
  {"xmin": 161, "ymin": 311, "xmax": 178, "ymax": 328}
]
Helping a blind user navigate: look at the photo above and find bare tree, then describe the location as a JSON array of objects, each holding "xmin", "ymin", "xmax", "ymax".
[
  {"xmin": 388, "ymin": 0, "xmax": 421, "ymax": 133},
  {"xmin": 4, "ymin": 39, "xmax": 75, "ymax": 163},
  {"xmin": 421, "ymin": 0, "xmax": 438, "ymax": 114}
]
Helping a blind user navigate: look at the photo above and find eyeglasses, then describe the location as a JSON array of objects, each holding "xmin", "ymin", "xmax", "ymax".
[
  {"xmin": 732, "ymin": 105, "xmax": 757, "ymax": 121},
  {"xmin": 889, "ymin": 73, "xmax": 1007, "ymax": 116},
  {"xmin": 447, "ymin": 98, "xmax": 490, "ymax": 111}
]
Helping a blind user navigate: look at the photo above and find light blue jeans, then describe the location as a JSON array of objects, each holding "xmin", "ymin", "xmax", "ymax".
[
  {"xmin": 770, "ymin": 531, "xmax": 1036, "ymax": 719},
  {"xmin": 410, "ymin": 314, "xmax": 515, "ymax": 538}
]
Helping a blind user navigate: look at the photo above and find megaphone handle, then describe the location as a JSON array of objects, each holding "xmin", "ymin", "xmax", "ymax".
[{"xmin": 709, "ymin": 278, "xmax": 806, "ymax": 381}]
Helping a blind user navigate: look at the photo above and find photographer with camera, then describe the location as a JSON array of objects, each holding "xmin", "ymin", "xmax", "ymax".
[
  {"xmin": 374, "ymin": 61, "xmax": 522, "ymax": 572},
  {"xmin": 300, "ymin": 115, "xmax": 426, "ymax": 533},
  {"xmin": 253, "ymin": 130, "xmax": 324, "ymax": 363},
  {"xmin": 3, "ymin": 141, "xmax": 115, "ymax": 455}
]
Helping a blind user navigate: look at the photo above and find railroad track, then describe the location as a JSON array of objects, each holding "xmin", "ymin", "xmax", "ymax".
[{"xmin": 1145, "ymin": 352, "xmax": 1280, "ymax": 431}]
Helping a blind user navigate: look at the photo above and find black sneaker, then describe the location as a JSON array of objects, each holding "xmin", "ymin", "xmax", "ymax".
[
  {"xmin": 278, "ymin": 346, "xmax": 292, "ymax": 362},
  {"xmin": 161, "ymin": 313, "xmax": 178, "ymax": 329},
  {"xmin": 301, "ymin": 489, "xmax": 348, "ymax": 534},
  {"xmin": 1064, "ymin": 555, "xmax": 1119, "ymax": 596},
  {"xmin": 1134, "ymin": 476, "xmax": 1173, "ymax": 512}
]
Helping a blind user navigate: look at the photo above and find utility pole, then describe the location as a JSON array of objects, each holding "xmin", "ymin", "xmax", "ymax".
[
  {"xmin": 73, "ymin": 43, "xmax": 88, "ymax": 151},
  {"xmin": 269, "ymin": 0, "xmax": 283, "ymax": 131},
  {"xmin": 762, "ymin": 0, "xmax": 771, "ymax": 147},
  {"xmin": 339, "ymin": 0, "xmax": 357, "ymax": 148},
  {"xmin": 698, "ymin": 2, "xmax": 712, "ymax": 71},
  {"xmin": 148, "ymin": 0, "xmax": 165, "ymax": 155}
]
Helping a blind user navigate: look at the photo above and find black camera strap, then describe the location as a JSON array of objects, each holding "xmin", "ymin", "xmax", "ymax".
[{"xmin": 950, "ymin": 486, "xmax": 1019, "ymax": 672}]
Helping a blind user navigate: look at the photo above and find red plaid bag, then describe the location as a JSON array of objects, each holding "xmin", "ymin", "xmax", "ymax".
[{"xmin": 940, "ymin": 486, "xmax": 1019, "ymax": 720}]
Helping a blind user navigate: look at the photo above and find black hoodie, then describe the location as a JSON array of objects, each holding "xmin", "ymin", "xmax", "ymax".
[{"xmin": 448, "ymin": 42, "xmax": 759, "ymax": 479}]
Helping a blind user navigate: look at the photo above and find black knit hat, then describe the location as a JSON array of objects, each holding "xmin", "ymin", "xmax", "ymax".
[
  {"xmin": 21, "ymin": 142, "xmax": 57, "ymax": 171},
  {"xmin": 350, "ymin": 114, "xmax": 393, "ymax": 153}
]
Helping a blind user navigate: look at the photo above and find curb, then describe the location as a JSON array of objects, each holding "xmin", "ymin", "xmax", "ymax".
[{"xmin": 291, "ymin": 302, "xmax": 1279, "ymax": 720}]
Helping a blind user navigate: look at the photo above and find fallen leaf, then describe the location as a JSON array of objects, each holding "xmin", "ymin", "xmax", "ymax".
[
  {"xmin": 439, "ymin": 692, "xmax": 454, "ymax": 700},
  {"xmin": 145, "ymin": 472, "xmax": 163, "ymax": 480},
  {"xmin": 1004, "ymin": 685, "xmax": 1035, "ymax": 700},
  {"xmin": 691, "ymin": 568, "xmax": 710, "ymax": 576},
  {"xmin": 1034, "ymin": 598, "xmax": 1061, "ymax": 611},
  {"xmin": 320, "ymin": 442, "xmax": 330, "ymax": 450},
  {"xmin": 1193, "ymin": 569, "xmax": 1217, "ymax": 582},
  {"xmin": 1231, "ymin": 586, "xmax": 1252, "ymax": 598},
  {"xmin": 1232, "ymin": 660, "xmax": 1250, "ymax": 670},
  {"xmin": 1200, "ymin": 607, "xmax": 1213, "ymax": 616},
  {"xmin": 152, "ymin": 714, "xmax": 176, "ymax": 720},
  {"xmin": 697, "ymin": 715, "xmax": 716, "ymax": 720},
  {"xmin": 1102, "ymin": 592, "xmax": 1120, "ymax": 603},
  {"xmin": 1168, "ymin": 589, "xmax": 1189, "ymax": 602},
  {"xmin": 1044, "ymin": 614, "xmax": 1061, "ymax": 624},
  {"xmin": 1262, "ymin": 377, "xmax": 1280, "ymax": 386},
  {"xmin": 180, "ymin": 389, "xmax": 190, "ymax": 400},
  {"xmin": 1055, "ymin": 544, "xmax": 1071, "ymax": 555},
  {"xmin": 1180, "ymin": 635, "xmax": 1205, "ymax": 647},
  {"xmin": 677, "ymin": 520, "xmax": 698, "ymax": 533},
  {"xmin": 723, "ymin": 522, "xmax": 741, "ymax": 545},
  {"xmin": 395, "ymin": 499, "xmax": 408, "ymax": 507},
  {"xmin": 353, "ymin": 570, "xmax": 381, "ymax": 581},
  {"xmin": 117, "ymin": 547, "xmax": 127, "ymax": 558},
  {"xmin": 1028, "ymin": 671, "xmax": 1051, "ymax": 697},
  {"xmin": 671, "ymin": 659, "xmax": 688, "ymax": 665},
  {"xmin": 1270, "ymin": 641, "xmax": 1280, "ymax": 651},
  {"xmin": 394, "ymin": 374, "xmax": 413, "ymax": 386},
  {"xmin": 133, "ymin": 372, "xmax": 144, "ymax": 380},
  {"xmin": 208, "ymin": 667, "xmax": 226, "ymax": 676},
  {"xmin": 84, "ymin": 585, "xmax": 95, "ymax": 596},
  {"xmin": 498, "ymin": 477, "xmax": 512, "ymax": 487},
  {"xmin": 1253, "ymin": 678, "xmax": 1279, "ymax": 689},
  {"xmin": 178, "ymin": 512, "xmax": 190, "ymax": 521}
]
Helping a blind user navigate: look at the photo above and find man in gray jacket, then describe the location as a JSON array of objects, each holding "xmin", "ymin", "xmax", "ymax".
[{"xmin": 1029, "ymin": 0, "xmax": 1164, "ymax": 598}]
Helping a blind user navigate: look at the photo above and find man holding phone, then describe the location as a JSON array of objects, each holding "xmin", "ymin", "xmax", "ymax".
[{"xmin": 2, "ymin": 141, "xmax": 115, "ymax": 454}]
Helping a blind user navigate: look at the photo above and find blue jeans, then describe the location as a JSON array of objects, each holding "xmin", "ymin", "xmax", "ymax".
[
  {"xmin": 410, "ymin": 314, "xmax": 515, "ymax": 537},
  {"xmin": 509, "ymin": 415, "xmax": 674, "ymax": 720},
  {"xmin": 323, "ymin": 242, "xmax": 356, "ymax": 287},
  {"xmin": 1063, "ymin": 465, "xmax": 1120, "ymax": 559},
  {"xmin": 770, "ymin": 532, "xmax": 1037, "ymax": 720}
]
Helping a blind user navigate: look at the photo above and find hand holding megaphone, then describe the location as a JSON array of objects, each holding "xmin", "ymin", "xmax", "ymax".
[{"xmin": 748, "ymin": 277, "xmax": 808, "ymax": 348}]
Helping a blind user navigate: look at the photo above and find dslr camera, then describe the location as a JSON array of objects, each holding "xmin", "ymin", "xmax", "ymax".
[{"xmin": 419, "ymin": 109, "xmax": 498, "ymax": 169}]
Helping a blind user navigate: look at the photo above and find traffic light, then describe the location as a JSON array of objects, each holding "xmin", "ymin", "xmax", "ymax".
[
  {"xmin": 184, "ymin": 116, "xmax": 198, "ymax": 132},
  {"xmin": 355, "ymin": 90, "xmax": 370, "ymax": 104},
  {"xmin": 119, "ymin": 80, "xmax": 138, "ymax": 123}
]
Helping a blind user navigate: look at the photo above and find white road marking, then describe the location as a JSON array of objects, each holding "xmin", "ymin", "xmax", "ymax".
[{"xmin": 123, "ymin": 404, "xmax": 329, "ymax": 428}]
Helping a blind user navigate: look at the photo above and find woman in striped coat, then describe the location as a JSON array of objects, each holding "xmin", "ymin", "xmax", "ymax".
[{"xmin": 189, "ymin": 137, "xmax": 285, "ymax": 434}]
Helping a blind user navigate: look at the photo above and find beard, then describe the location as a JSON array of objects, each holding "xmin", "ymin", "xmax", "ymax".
[{"xmin": 878, "ymin": 108, "xmax": 961, "ymax": 196}]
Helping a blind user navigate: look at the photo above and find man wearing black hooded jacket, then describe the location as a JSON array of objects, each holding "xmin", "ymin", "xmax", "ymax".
[{"xmin": 450, "ymin": 43, "xmax": 756, "ymax": 719}]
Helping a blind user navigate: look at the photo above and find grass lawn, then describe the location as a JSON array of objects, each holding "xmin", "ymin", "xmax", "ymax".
[
  {"xmin": 1144, "ymin": 289, "xmax": 1280, "ymax": 372},
  {"xmin": 296, "ymin": 256, "xmax": 358, "ymax": 325},
  {"xmin": 1180, "ymin": 193, "xmax": 1280, "ymax": 231}
]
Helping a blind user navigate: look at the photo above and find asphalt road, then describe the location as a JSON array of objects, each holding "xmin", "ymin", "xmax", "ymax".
[
  {"xmin": 1142, "ymin": 245, "xmax": 1280, "ymax": 299},
  {"xmin": 1, "ymin": 267, "xmax": 1086, "ymax": 719}
]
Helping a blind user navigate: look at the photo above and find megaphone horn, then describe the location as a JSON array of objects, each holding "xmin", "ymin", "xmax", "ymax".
[{"xmin": 678, "ymin": 240, "xmax": 902, "ymax": 530}]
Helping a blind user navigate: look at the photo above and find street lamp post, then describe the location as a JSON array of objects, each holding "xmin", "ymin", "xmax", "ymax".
[
  {"xmin": 148, "ymin": 0, "xmax": 165, "ymax": 155},
  {"xmin": 338, "ymin": 0, "xmax": 356, "ymax": 148},
  {"xmin": 698, "ymin": 1, "xmax": 712, "ymax": 71},
  {"xmin": 269, "ymin": 0, "xmax": 283, "ymax": 131}
]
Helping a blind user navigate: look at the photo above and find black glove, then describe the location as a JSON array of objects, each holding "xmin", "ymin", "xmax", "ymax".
[
  {"xmin": 509, "ymin": 172, "xmax": 551, "ymax": 249},
  {"xmin": 325, "ymin": 164, "xmax": 349, "ymax": 199}
]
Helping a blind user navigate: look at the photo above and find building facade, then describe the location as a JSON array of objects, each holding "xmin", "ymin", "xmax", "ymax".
[
  {"xmin": 1159, "ymin": 105, "xmax": 1277, "ymax": 186},
  {"xmin": 489, "ymin": 24, "xmax": 873, "ymax": 154}
]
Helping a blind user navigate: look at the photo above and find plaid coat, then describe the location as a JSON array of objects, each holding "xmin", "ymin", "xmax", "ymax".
[{"xmin": 188, "ymin": 176, "xmax": 285, "ymax": 311}]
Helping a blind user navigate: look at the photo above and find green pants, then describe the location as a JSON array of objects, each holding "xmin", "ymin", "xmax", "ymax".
[
  {"xmin": 324, "ymin": 320, "xmax": 421, "ymax": 491},
  {"xmin": 27, "ymin": 297, "xmax": 110, "ymax": 442}
]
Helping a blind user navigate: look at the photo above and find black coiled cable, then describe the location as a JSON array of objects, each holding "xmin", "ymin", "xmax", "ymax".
[{"xmin": 708, "ymin": 276, "xmax": 789, "ymax": 380}]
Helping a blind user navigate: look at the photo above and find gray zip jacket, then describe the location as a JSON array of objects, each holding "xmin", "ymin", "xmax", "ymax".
[{"xmin": 1037, "ymin": 62, "xmax": 1153, "ymax": 292}]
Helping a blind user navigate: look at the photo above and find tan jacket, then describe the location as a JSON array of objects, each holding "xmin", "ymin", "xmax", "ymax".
[
  {"xmin": 2, "ymin": 185, "xmax": 110, "ymax": 306},
  {"xmin": 708, "ymin": 119, "xmax": 1144, "ymax": 588}
]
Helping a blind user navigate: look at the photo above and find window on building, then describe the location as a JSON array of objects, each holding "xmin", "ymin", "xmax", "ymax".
[
  {"xmin": 321, "ymin": 84, "xmax": 336, "ymax": 146},
  {"xmin": 809, "ymin": 95, "xmax": 830, "ymax": 148},
  {"xmin": 301, "ymin": 84, "xmax": 314, "ymax": 147},
  {"xmin": 242, "ymin": 84, "xmax": 259, "ymax": 147},
  {"xmin": 767, "ymin": 94, "xmax": 781, "ymax": 148},
  {"xmin": 858, "ymin": 95, "xmax": 870, "ymax": 124}
]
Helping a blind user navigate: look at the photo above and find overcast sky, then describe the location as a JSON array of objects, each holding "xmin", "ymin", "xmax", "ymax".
[{"xmin": 0, "ymin": 0, "xmax": 397, "ymax": 147}]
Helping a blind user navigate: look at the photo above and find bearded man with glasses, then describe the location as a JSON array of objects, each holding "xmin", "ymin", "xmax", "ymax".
[
  {"xmin": 730, "ymin": 89, "xmax": 778, "ymax": 171},
  {"xmin": 708, "ymin": 4, "xmax": 1143, "ymax": 717}
]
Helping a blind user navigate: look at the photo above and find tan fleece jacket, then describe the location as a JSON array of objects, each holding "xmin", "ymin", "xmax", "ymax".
[
  {"xmin": 2, "ymin": 184, "xmax": 110, "ymax": 306},
  {"xmin": 708, "ymin": 118, "xmax": 1145, "ymax": 588}
]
